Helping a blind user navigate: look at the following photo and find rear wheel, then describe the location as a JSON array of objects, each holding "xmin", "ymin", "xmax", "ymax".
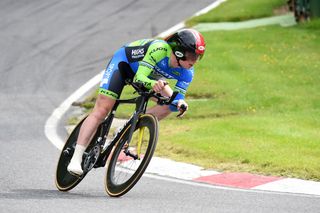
[
  {"xmin": 105, "ymin": 114, "xmax": 158, "ymax": 197},
  {"xmin": 55, "ymin": 116, "xmax": 103, "ymax": 191}
]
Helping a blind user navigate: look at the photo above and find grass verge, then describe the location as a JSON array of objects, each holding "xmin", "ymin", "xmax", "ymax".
[{"xmin": 156, "ymin": 20, "xmax": 320, "ymax": 180}]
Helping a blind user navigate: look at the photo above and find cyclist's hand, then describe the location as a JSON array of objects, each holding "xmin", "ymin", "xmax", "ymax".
[
  {"xmin": 153, "ymin": 80, "xmax": 168, "ymax": 93},
  {"xmin": 177, "ymin": 100, "xmax": 188, "ymax": 117}
]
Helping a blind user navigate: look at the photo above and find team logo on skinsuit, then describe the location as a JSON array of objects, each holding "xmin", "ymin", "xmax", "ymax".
[
  {"xmin": 131, "ymin": 48, "xmax": 145, "ymax": 59},
  {"xmin": 149, "ymin": 47, "xmax": 167, "ymax": 55}
]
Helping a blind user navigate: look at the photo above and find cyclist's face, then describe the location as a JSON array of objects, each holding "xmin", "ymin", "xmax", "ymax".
[
  {"xmin": 170, "ymin": 52, "xmax": 199, "ymax": 69},
  {"xmin": 179, "ymin": 51, "xmax": 199, "ymax": 69},
  {"xmin": 179, "ymin": 57, "xmax": 197, "ymax": 69}
]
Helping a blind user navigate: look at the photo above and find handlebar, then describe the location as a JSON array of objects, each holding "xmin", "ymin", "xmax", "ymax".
[{"xmin": 126, "ymin": 79, "xmax": 187, "ymax": 116}]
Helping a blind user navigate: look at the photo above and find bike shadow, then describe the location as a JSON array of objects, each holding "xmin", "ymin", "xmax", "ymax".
[{"xmin": 0, "ymin": 188, "xmax": 107, "ymax": 200}]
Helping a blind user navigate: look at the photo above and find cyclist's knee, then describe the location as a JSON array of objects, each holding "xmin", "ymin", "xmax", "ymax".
[
  {"xmin": 91, "ymin": 94, "xmax": 115, "ymax": 121},
  {"xmin": 164, "ymin": 105, "xmax": 172, "ymax": 116},
  {"xmin": 162, "ymin": 105, "xmax": 171, "ymax": 114},
  {"xmin": 147, "ymin": 105, "xmax": 171, "ymax": 120},
  {"xmin": 158, "ymin": 105, "xmax": 171, "ymax": 120}
]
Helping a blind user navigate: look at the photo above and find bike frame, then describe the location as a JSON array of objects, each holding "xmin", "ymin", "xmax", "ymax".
[
  {"xmin": 87, "ymin": 80, "xmax": 179, "ymax": 170},
  {"xmin": 56, "ymin": 81, "xmax": 183, "ymax": 192},
  {"xmin": 93, "ymin": 90, "xmax": 152, "ymax": 168}
]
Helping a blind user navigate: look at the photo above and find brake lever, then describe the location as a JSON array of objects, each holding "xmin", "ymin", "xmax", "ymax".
[
  {"xmin": 167, "ymin": 91, "xmax": 179, "ymax": 105},
  {"xmin": 177, "ymin": 104, "xmax": 187, "ymax": 118}
]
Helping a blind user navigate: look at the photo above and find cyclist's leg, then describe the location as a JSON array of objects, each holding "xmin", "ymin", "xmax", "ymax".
[
  {"xmin": 76, "ymin": 95, "xmax": 116, "ymax": 147},
  {"xmin": 146, "ymin": 85, "xmax": 173, "ymax": 120},
  {"xmin": 68, "ymin": 49, "xmax": 128, "ymax": 176}
]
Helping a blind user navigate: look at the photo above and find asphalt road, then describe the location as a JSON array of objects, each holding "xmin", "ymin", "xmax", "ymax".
[{"xmin": 0, "ymin": 0, "xmax": 319, "ymax": 212}]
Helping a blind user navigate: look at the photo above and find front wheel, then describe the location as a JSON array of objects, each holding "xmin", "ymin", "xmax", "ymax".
[{"xmin": 105, "ymin": 114, "xmax": 158, "ymax": 197}]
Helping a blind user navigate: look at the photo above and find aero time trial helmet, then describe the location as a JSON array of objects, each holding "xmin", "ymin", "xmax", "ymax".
[{"xmin": 165, "ymin": 28, "xmax": 206, "ymax": 61}]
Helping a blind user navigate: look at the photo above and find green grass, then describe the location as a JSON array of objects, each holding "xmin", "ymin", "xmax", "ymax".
[
  {"xmin": 155, "ymin": 21, "xmax": 320, "ymax": 180},
  {"xmin": 187, "ymin": 0, "xmax": 287, "ymax": 26}
]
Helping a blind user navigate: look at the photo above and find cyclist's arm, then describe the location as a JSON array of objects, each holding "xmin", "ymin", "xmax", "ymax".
[
  {"xmin": 169, "ymin": 69, "xmax": 194, "ymax": 111},
  {"xmin": 133, "ymin": 41, "xmax": 170, "ymax": 89},
  {"xmin": 133, "ymin": 61, "xmax": 156, "ymax": 89}
]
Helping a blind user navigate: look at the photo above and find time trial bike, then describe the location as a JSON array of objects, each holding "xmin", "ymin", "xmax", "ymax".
[{"xmin": 55, "ymin": 79, "xmax": 185, "ymax": 197}]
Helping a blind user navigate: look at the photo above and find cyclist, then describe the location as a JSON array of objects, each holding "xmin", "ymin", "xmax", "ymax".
[{"xmin": 67, "ymin": 28, "xmax": 206, "ymax": 176}]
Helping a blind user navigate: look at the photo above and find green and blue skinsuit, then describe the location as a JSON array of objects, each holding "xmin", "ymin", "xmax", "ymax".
[{"xmin": 99, "ymin": 39, "xmax": 194, "ymax": 111}]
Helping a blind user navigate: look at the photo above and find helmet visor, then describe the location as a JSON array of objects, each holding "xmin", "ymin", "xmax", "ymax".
[{"xmin": 184, "ymin": 51, "xmax": 203, "ymax": 62}]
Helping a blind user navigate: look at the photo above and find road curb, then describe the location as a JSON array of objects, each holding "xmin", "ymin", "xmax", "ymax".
[
  {"xmin": 145, "ymin": 157, "xmax": 320, "ymax": 196},
  {"xmin": 194, "ymin": 13, "xmax": 296, "ymax": 32}
]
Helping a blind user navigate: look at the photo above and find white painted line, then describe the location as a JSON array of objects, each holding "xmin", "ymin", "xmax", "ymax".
[
  {"xmin": 156, "ymin": 22, "xmax": 185, "ymax": 38},
  {"xmin": 146, "ymin": 157, "xmax": 220, "ymax": 180},
  {"xmin": 142, "ymin": 173, "xmax": 320, "ymax": 198},
  {"xmin": 194, "ymin": 14, "xmax": 296, "ymax": 32},
  {"xmin": 44, "ymin": 70, "xmax": 104, "ymax": 150},
  {"xmin": 193, "ymin": 0, "xmax": 227, "ymax": 17},
  {"xmin": 156, "ymin": 0, "xmax": 228, "ymax": 38},
  {"xmin": 253, "ymin": 178, "xmax": 320, "ymax": 196}
]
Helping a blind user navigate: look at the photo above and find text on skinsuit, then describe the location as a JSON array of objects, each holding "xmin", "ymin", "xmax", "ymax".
[
  {"xmin": 131, "ymin": 48, "xmax": 145, "ymax": 59},
  {"xmin": 100, "ymin": 63, "xmax": 114, "ymax": 86}
]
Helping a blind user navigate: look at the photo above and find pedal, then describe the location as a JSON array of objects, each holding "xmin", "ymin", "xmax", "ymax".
[{"xmin": 82, "ymin": 145, "xmax": 101, "ymax": 172}]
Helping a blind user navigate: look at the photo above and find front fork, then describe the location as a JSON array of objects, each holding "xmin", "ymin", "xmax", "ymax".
[
  {"xmin": 122, "ymin": 115, "xmax": 146, "ymax": 160},
  {"xmin": 136, "ymin": 126, "xmax": 145, "ymax": 160}
]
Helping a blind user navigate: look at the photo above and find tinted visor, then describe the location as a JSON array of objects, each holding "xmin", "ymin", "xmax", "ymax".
[{"xmin": 184, "ymin": 51, "xmax": 203, "ymax": 61}]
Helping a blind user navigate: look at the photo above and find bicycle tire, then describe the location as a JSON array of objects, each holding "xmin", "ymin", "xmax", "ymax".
[
  {"xmin": 55, "ymin": 116, "xmax": 103, "ymax": 191},
  {"xmin": 105, "ymin": 114, "xmax": 158, "ymax": 197}
]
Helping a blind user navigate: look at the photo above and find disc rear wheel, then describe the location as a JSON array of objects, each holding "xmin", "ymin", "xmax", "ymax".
[{"xmin": 55, "ymin": 117, "xmax": 103, "ymax": 191}]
